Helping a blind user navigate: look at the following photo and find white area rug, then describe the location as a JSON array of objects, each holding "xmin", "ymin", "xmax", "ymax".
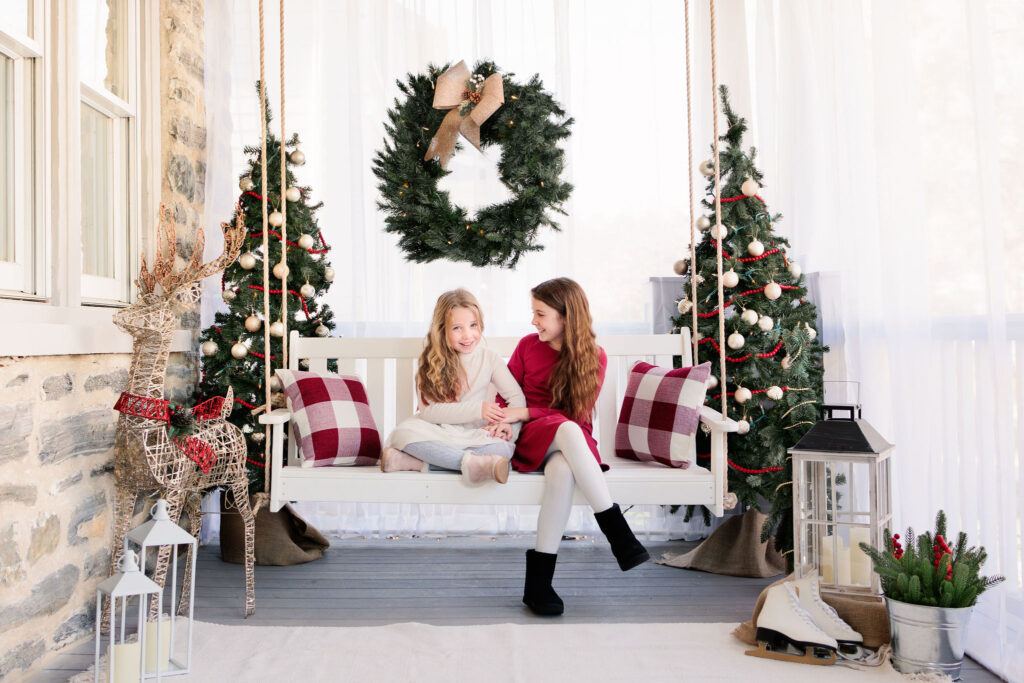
[{"xmin": 73, "ymin": 620, "xmax": 942, "ymax": 682}]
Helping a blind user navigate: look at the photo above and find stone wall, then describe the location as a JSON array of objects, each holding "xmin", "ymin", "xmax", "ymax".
[{"xmin": 0, "ymin": 1, "xmax": 208, "ymax": 679}]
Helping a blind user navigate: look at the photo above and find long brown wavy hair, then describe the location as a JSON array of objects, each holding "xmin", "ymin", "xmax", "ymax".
[
  {"xmin": 417, "ymin": 288, "xmax": 484, "ymax": 405},
  {"xmin": 532, "ymin": 278, "xmax": 601, "ymax": 422}
]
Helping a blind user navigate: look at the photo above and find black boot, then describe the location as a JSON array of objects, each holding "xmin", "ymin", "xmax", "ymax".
[
  {"xmin": 594, "ymin": 503, "xmax": 650, "ymax": 571},
  {"xmin": 523, "ymin": 550, "xmax": 564, "ymax": 616}
]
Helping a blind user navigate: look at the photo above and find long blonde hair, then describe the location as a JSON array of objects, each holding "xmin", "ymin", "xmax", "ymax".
[
  {"xmin": 417, "ymin": 288, "xmax": 484, "ymax": 405},
  {"xmin": 532, "ymin": 278, "xmax": 601, "ymax": 422}
]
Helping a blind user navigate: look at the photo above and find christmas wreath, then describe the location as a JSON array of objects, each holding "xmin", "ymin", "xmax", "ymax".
[{"xmin": 373, "ymin": 60, "xmax": 573, "ymax": 269}]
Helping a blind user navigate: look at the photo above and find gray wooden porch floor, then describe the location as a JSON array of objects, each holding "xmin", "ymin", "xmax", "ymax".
[{"xmin": 33, "ymin": 537, "xmax": 999, "ymax": 681}]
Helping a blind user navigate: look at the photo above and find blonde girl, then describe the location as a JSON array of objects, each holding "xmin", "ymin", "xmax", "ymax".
[{"xmin": 382, "ymin": 289, "xmax": 526, "ymax": 484}]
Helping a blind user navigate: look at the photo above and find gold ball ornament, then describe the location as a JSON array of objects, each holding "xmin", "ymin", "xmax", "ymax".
[
  {"xmin": 711, "ymin": 224, "xmax": 729, "ymax": 240},
  {"xmin": 706, "ymin": 374, "xmax": 718, "ymax": 389},
  {"xmin": 741, "ymin": 178, "xmax": 760, "ymax": 197},
  {"xmin": 297, "ymin": 233, "xmax": 315, "ymax": 250},
  {"xmin": 269, "ymin": 375, "xmax": 282, "ymax": 392},
  {"xmin": 805, "ymin": 324, "xmax": 817, "ymax": 340},
  {"xmin": 747, "ymin": 239, "xmax": 765, "ymax": 256},
  {"xmin": 299, "ymin": 359, "xmax": 310, "ymax": 370},
  {"xmin": 766, "ymin": 385, "xmax": 784, "ymax": 401},
  {"xmin": 736, "ymin": 419, "xmax": 750, "ymax": 435},
  {"xmin": 238, "ymin": 252, "xmax": 257, "ymax": 270},
  {"xmin": 677, "ymin": 298, "xmax": 693, "ymax": 315},
  {"xmin": 734, "ymin": 387, "xmax": 752, "ymax": 404},
  {"xmin": 724, "ymin": 491, "xmax": 739, "ymax": 510},
  {"xmin": 696, "ymin": 215, "xmax": 712, "ymax": 231},
  {"xmin": 699, "ymin": 159, "xmax": 715, "ymax": 176},
  {"xmin": 722, "ymin": 269, "xmax": 739, "ymax": 288},
  {"xmin": 740, "ymin": 309, "xmax": 759, "ymax": 326},
  {"xmin": 222, "ymin": 289, "xmax": 236, "ymax": 303},
  {"xmin": 273, "ymin": 262, "xmax": 289, "ymax": 279},
  {"xmin": 727, "ymin": 332, "xmax": 746, "ymax": 350},
  {"xmin": 300, "ymin": 282, "xmax": 316, "ymax": 299},
  {"xmin": 201, "ymin": 340, "xmax": 218, "ymax": 356},
  {"xmin": 315, "ymin": 324, "xmax": 329, "ymax": 337},
  {"xmin": 323, "ymin": 267, "xmax": 335, "ymax": 282},
  {"xmin": 285, "ymin": 186, "xmax": 302, "ymax": 202},
  {"xmin": 289, "ymin": 149, "xmax": 306, "ymax": 165},
  {"xmin": 231, "ymin": 342, "xmax": 248, "ymax": 359},
  {"xmin": 250, "ymin": 431, "xmax": 266, "ymax": 443},
  {"xmin": 781, "ymin": 355, "xmax": 792, "ymax": 370},
  {"xmin": 269, "ymin": 321, "xmax": 285, "ymax": 337},
  {"xmin": 788, "ymin": 262, "xmax": 802, "ymax": 279},
  {"xmin": 245, "ymin": 315, "xmax": 261, "ymax": 332},
  {"xmin": 239, "ymin": 176, "xmax": 254, "ymax": 191},
  {"xmin": 269, "ymin": 211, "xmax": 284, "ymax": 228},
  {"xmin": 758, "ymin": 315, "xmax": 774, "ymax": 332},
  {"xmin": 673, "ymin": 259, "xmax": 689, "ymax": 276},
  {"xmin": 764, "ymin": 282, "xmax": 783, "ymax": 300}
]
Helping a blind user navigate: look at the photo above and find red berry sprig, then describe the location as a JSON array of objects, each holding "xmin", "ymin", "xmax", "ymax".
[
  {"xmin": 933, "ymin": 534, "xmax": 954, "ymax": 580},
  {"xmin": 892, "ymin": 533, "xmax": 904, "ymax": 560}
]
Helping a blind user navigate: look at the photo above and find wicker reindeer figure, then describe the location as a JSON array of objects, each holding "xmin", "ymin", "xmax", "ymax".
[{"xmin": 110, "ymin": 205, "xmax": 256, "ymax": 617}]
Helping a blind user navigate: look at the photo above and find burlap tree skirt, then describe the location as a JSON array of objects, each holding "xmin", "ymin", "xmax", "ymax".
[
  {"xmin": 658, "ymin": 508, "xmax": 786, "ymax": 578},
  {"xmin": 221, "ymin": 502, "xmax": 330, "ymax": 566}
]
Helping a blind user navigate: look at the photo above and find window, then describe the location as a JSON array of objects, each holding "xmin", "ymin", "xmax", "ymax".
[
  {"xmin": 79, "ymin": 0, "xmax": 137, "ymax": 303},
  {"xmin": 0, "ymin": 1, "xmax": 42, "ymax": 296}
]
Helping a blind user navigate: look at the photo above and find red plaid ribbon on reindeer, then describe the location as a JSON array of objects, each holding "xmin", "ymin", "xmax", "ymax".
[{"xmin": 114, "ymin": 392, "xmax": 225, "ymax": 473}]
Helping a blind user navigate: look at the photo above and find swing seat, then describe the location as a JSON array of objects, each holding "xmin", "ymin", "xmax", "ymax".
[{"xmin": 260, "ymin": 329, "xmax": 735, "ymax": 517}]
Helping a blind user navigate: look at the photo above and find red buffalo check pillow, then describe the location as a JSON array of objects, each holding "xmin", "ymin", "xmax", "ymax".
[
  {"xmin": 275, "ymin": 370, "xmax": 382, "ymax": 467},
  {"xmin": 614, "ymin": 361, "xmax": 711, "ymax": 468}
]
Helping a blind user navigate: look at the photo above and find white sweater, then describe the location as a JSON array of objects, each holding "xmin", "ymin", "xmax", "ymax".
[{"xmin": 387, "ymin": 344, "xmax": 526, "ymax": 451}]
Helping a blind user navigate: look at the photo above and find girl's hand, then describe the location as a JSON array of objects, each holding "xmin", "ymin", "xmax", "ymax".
[
  {"xmin": 500, "ymin": 407, "xmax": 530, "ymax": 424},
  {"xmin": 482, "ymin": 402, "xmax": 505, "ymax": 423},
  {"xmin": 485, "ymin": 423, "xmax": 513, "ymax": 441}
]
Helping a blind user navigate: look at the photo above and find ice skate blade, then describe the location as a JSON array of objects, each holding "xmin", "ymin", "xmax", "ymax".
[{"xmin": 744, "ymin": 641, "xmax": 837, "ymax": 666}]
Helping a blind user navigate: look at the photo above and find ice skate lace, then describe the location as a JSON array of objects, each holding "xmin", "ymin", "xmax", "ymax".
[{"xmin": 787, "ymin": 588, "xmax": 822, "ymax": 630}]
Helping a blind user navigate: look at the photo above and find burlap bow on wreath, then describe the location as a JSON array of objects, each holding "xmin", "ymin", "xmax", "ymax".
[{"xmin": 424, "ymin": 60, "xmax": 505, "ymax": 170}]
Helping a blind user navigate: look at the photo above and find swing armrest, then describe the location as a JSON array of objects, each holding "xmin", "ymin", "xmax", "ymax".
[
  {"xmin": 258, "ymin": 409, "xmax": 292, "ymax": 426},
  {"xmin": 699, "ymin": 405, "xmax": 738, "ymax": 432}
]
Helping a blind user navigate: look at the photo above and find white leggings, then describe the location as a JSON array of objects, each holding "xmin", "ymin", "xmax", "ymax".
[{"xmin": 535, "ymin": 421, "xmax": 614, "ymax": 554}]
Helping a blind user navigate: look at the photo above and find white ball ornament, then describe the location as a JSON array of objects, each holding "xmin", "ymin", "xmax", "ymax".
[
  {"xmin": 677, "ymin": 298, "xmax": 693, "ymax": 315},
  {"xmin": 300, "ymin": 282, "xmax": 316, "ymax": 299},
  {"xmin": 201, "ymin": 340, "xmax": 218, "ymax": 357},
  {"xmin": 269, "ymin": 321, "xmax": 285, "ymax": 338},
  {"xmin": 273, "ymin": 262, "xmax": 289, "ymax": 279},
  {"xmin": 740, "ymin": 309, "xmax": 759, "ymax": 326},
  {"xmin": 734, "ymin": 387, "xmax": 752, "ymax": 404},
  {"xmin": 747, "ymin": 239, "xmax": 765, "ymax": 256},
  {"xmin": 285, "ymin": 186, "xmax": 302, "ymax": 202},
  {"xmin": 250, "ymin": 431, "xmax": 266, "ymax": 443},
  {"xmin": 269, "ymin": 376, "xmax": 282, "ymax": 392},
  {"xmin": 788, "ymin": 262, "xmax": 802, "ymax": 279},
  {"xmin": 699, "ymin": 159, "xmax": 715, "ymax": 176},
  {"xmin": 806, "ymin": 324, "xmax": 818, "ymax": 340},
  {"xmin": 722, "ymin": 269, "xmax": 739, "ymax": 288},
  {"xmin": 741, "ymin": 178, "xmax": 760, "ymax": 197},
  {"xmin": 289, "ymin": 149, "xmax": 306, "ymax": 165},
  {"xmin": 222, "ymin": 289, "xmax": 236, "ymax": 303},
  {"xmin": 706, "ymin": 375, "xmax": 718, "ymax": 389},
  {"xmin": 727, "ymin": 332, "xmax": 746, "ymax": 350},
  {"xmin": 764, "ymin": 282, "xmax": 782, "ymax": 300},
  {"xmin": 315, "ymin": 324, "xmax": 329, "ymax": 337},
  {"xmin": 245, "ymin": 315, "xmax": 261, "ymax": 332},
  {"xmin": 736, "ymin": 419, "xmax": 751, "ymax": 435},
  {"xmin": 712, "ymin": 224, "xmax": 729, "ymax": 240},
  {"xmin": 239, "ymin": 177, "xmax": 254, "ymax": 192},
  {"xmin": 238, "ymin": 252, "xmax": 257, "ymax": 270},
  {"xmin": 324, "ymin": 267, "xmax": 335, "ymax": 282},
  {"xmin": 758, "ymin": 315, "xmax": 774, "ymax": 332},
  {"xmin": 766, "ymin": 386, "xmax": 784, "ymax": 401},
  {"xmin": 297, "ymin": 233, "xmax": 315, "ymax": 250},
  {"xmin": 695, "ymin": 215, "xmax": 712, "ymax": 231},
  {"xmin": 268, "ymin": 211, "xmax": 284, "ymax": 228},
  {"xmin": 231, "ymin": 342, "xmax": 248, "ymax": 359},
  {"xmin": 673, "ymin": 259, "xmax": 689, "ymax": 276}
]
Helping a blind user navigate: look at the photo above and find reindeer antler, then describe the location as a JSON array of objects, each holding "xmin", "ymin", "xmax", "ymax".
[{"xmin": 136, "ymin": 204, "xmax": 247, "ymax": 295}]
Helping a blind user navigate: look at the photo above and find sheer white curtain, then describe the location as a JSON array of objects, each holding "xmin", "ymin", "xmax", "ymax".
[{"xmin": 747, "ymin": 1, "xmax": 1023, "ymax": 679}]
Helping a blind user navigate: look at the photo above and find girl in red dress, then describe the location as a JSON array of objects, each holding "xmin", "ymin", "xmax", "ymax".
[{"xmin": 499, "ymin": 278, "xmax": 649, "ymax": 616}]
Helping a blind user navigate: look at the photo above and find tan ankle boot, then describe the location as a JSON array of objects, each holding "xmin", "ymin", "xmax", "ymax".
[
  {"xmin": 461, "ymin": 452, "xmax": 510, "ymax": 485},
  {"xmin": 380, "ymin": 447, "xmax": 424, "ymax": 473}
]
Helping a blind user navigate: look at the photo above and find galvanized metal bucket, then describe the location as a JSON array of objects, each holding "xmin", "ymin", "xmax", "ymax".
[{"xmin": 887, "ymin": 598, "xmax": 973, "ymax": 680}]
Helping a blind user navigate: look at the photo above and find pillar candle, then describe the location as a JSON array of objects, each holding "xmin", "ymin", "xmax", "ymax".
[
  {"xmin": 144, "ymin": 618, "xmax": 171, "ymax": 673},
  {"xmin": 849, "ymin": 527, "xmax": 872, "ymax": 586},
  {"xmin": 108, "ymin": 641, "xmax": 141, "ymax": 683},
  {"xmin": 837, "ymin": 547, "xmax": 852, "ymax": 585},
  {"xmin": 819, "ymin": 533, "xmax": 843, "ymax": 583}
]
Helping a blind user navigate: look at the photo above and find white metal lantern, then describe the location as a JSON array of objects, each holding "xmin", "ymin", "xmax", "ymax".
[
  {"xmin": 95, "ymin": 550, "xmax": 162, "ymax": 683},
  {"xmin": 125, "ymin": 499, "xmax": 198, "ymax": 677},
  {"xmin": 790, "ymin": 402, "xmax": 894, "ymax": 596}
]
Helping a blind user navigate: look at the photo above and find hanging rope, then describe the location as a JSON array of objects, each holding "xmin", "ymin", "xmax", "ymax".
[
  {"xmin": 258, "ymin": 0, "xmax": 272, "ymax": 500},
  {"xmin": 684, "ymin": 0, "xmax": 699, "ymax": 365},
  {"xmin": 278, "ymin": 0, "xmax": 289, "ymax": 368},
  {"xmin": 709, "ymin": 0, "xmax": 733, "ymax": 509}
]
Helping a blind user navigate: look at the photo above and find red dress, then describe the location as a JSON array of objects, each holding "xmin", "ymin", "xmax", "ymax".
[{"xmin": 505, "ymin": 333, "xmax": 608, "ymax": 473}]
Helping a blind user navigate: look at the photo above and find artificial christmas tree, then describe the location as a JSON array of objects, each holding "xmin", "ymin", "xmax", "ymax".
[
  {"xmin": 673, "ymin": 86, "xmax": 827, "ymax": 556},
  {"xmin": 198, "ymin": 90, "xmax": 337, "ymax": 495}
]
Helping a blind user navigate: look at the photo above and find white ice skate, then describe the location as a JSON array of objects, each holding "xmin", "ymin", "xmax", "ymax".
[
  {"xmin": 790, "ymin": 572, "xmax": 864, "ymax": 657},
  {"xmin": 745, "ymin": 582, "xmax": 838, "ymax": 666}
]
